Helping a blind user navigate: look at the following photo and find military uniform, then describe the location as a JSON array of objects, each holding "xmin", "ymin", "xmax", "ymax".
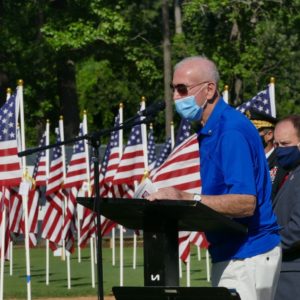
[
  {"xmin": 244, "ymin": 108, "xmax": 288, "ymax": 203},
  {"xmin": 267, "ymin": 148, "xmax": 289, "ymax": 203}
]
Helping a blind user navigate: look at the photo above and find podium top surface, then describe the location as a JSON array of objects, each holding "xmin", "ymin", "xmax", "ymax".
[{"xmin": 77, "ymin": 197, "xmax": 247, "ymax": 235}]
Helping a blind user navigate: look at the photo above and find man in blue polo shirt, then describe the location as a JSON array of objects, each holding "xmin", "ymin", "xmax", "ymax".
[{"xmin": 147, "ymin": 56, "xmax": 281, "ymax": 300}]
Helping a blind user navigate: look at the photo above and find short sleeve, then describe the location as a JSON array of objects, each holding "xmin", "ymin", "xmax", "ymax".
[{"xmin": 218, "ymin": 130, "xmax": 257, "ymax": 195}]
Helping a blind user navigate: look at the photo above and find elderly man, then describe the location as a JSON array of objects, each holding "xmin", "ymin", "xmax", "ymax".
[
  {"xmin": 147, "ymin": 56, "xmax": 281, "ymax": 300},
  {"xmin": 273, "ymin": 115, "xmax": 300, "ymax": 300}
]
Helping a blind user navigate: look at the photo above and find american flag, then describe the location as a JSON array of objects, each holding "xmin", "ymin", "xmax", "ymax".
[
  {"xmin": 147, "ymin": 124, "xmax": 157, "ymax": 172},
  {"xmin": 79, "ymin": 202, "xmax": 96, "ymax": 248},
  {"xmin": 154, "ymin": 137, "xmax": 172, "ymax": 169},
  {"xmin": 99, "ymin": 143, "xmax": 112, "ymax": 197},
  {"xmin": 0, "ymin": 93, "xmax": 22, "ymax": 186},
  {"xmin": 152, "ymin": 118, "xmax": 190, "ymax": 171},
  {"xmin": 63, "ymin": 124, "xmax": 87, "ymax": 253},
  {"xmin": 64, "ymin": 124, "xmax": 87, "ymax": 189},
  {"xmin": 79, "ymin": 160, "xmax": 96, "ymax": 248},
  {"xmin": 33, "ymin": 132, "xmax": 47, "ymax": 186},
  {"xmin": 151, "ymin": 134, "xmax": 201, "ymax": 193},
  {"xmin": 21, "ymin": 130, "xmax": 48, "ymax": 247},
  {"xmin": 100, "ymin": 115, "xmax": 128, "ymax": 198},
  {"xmin": 236, "ymin": 87, "xmax": 272, "ymax": 116},
  {"xmin": 9, "ymin": 189, "xmax": 22, "ymax": 234},
  {"xmin": 99, "ymin": 115, "xmax": 122, "ymax": 231},
  {"xmin": 179, "ymin": 231, "xmax": 209, "ymax": 263},
  {"xmin": 41, "ymin": 128, "xmax": 65, "ymax": 250},
  {"xmin": 113, "ymin": 107, "xmax": 145, "ymax": 185},
  {"xmin": 63, "ymin": 187, "xmax": 77, "ymax": 253},
  {"xmin": 150, "ymin": 122, "xmax": 202, "ymax": 262},
  {"xmin": 190, "ymin": 231, "xmax": 209, "ymax": 249},
  {"xmin": 175, "ymin": 118, "xmax": 191, "ymax": 147},
  {"xmin": 102, "ymin": 114, "xmax": 121, "ymax": 193},
  {"xmin": 25, "ymin": 189, "xmax": 40, "ymax": 247},
  {"xmin": 0, "ymin": 187, "xmax": 12, "ymax": 259}
]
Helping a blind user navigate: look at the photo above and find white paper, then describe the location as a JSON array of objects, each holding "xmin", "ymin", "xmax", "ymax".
[
  {"xmin": 19, "ymin": 180, "xmax": 31, "ymax": 196},
  {"xmin": 134, "ymin": 177, "xmax": 157, "ymax": 199}
]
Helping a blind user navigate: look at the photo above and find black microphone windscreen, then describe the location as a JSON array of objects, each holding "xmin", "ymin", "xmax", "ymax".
[{"xmin": 140, "ymin": 101, "xmax": 165, "ymax": 116}]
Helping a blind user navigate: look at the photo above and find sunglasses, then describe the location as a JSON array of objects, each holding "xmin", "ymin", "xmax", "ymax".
[{"xmin": 170, "ymin": 81, "xmax": 210, "ymax": 95}]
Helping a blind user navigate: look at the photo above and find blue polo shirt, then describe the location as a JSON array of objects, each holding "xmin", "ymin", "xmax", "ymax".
[{"xmin": 198, "ymin": 98, "xmax": 280, "ymax": 263}]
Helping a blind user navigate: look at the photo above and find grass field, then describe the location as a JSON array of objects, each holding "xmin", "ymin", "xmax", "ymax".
[{"xmin": 3, "ymin": 241, "xmax": 211, "ymax": 299}]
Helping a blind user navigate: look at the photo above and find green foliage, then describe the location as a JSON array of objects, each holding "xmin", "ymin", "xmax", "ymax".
[
  {"xmin": 0, "ymin": 0, "xmax": 299, "ymax": 147},
  {"xmin": 41, "ymin": 3, "xmax": 130, "ymax": 52},
  {"xmin": 176, "ymin": 0, "xmax": 300, "ymax": 115}
]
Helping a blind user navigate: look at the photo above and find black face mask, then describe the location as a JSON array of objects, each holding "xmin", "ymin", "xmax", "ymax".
[{"xmin": 275, "ymin": 144, "xmax": 300, "ymax": 170}]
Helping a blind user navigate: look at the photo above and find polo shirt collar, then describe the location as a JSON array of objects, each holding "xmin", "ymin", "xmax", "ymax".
[{"xmin": 198, "ymin": 97, "xmax": 227, "ymax": 136}]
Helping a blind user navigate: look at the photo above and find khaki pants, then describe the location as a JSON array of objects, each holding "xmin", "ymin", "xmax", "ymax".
[{"xmin": 212, "ymin": 245, "xmax": 282, "ymax": 300}]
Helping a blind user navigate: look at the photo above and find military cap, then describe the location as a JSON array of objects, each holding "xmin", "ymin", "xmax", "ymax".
[{"xmin": 244, "ymin": 108, "xmax": 277, "ymax": 130}]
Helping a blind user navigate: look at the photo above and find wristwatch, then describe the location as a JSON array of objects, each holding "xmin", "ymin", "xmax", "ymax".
[{"xmin": 193, "ymin": 193, "xmax": 202, "ymax": 202}]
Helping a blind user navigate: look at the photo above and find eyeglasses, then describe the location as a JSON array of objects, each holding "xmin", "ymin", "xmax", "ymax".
[{"xmin": 170, "ymin": 81, "xmax": 210, "ymax": 95}]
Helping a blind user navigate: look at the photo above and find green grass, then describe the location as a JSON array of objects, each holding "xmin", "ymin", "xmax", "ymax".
[{"xmin": 3, "ymin": 243, "xmax": 211, "ymax": 299}]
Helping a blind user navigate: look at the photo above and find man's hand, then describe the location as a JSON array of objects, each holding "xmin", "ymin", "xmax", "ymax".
[{"xmin": 146, "ymin": 187, "xmax": 193, "ymax": 202}]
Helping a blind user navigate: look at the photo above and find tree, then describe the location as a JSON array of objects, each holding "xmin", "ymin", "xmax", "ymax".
[
  {"xmin": 0, "ymin": 0, "xmax": 299, "ymax": 146},
  {"xmin": 175, "ymin": 0, "xmax": 300, "ymax": 116}
]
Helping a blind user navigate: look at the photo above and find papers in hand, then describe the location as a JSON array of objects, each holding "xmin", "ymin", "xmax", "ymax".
[{"xmin": 134, "ymin": 177, "xmax": 157, "ymax": 199}]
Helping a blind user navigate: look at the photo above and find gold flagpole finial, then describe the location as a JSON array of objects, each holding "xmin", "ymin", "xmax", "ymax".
[
  {"xmin": 17, "ymin": 79, "xmax": 23, "ymax": 86},
  {"xmin": 59, "ymin": 115, "xmax": 63, "ymax": 120},
  {"xmin": 119, "ymin": 102, "xmax": 124, "ymax": 108},
  {"xmin": 224, "ymin": 85, "xmax": 229, "ymax": 91},
  {"xmin": 6, "ymin": 88, "xmax": 12, "ymax": 94},
  {"xmin": 141, "ymin": 96, "xmax": 146, "ymax": 102},
  {"xmin": 270, "ymin": 77, "xmax": 275, "ymax": 84},
  {"xmin": 141, "ymin": 169, "xmax": 150, "ymax": 182}
]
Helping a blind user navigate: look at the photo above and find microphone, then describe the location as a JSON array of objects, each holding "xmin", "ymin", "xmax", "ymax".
[
  {"xmin": 121, "ymin": 101, "xmax": 165, "ymax": 126},
  {"xmin": 137, "ymin": 101, "xmax": 166, "ymax": 117}
]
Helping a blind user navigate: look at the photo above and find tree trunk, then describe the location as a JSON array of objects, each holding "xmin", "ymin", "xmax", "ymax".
[
  {"xmin": 174, "ymin": 0, "xmax": 182, "ymax": 34},
  {"xmin": 162, "ymin": 0, "xmax": 173, "ymax": 138},
  {"xmin": 57, "ymin": 57, "xmax": 80, "ymax": 139}
]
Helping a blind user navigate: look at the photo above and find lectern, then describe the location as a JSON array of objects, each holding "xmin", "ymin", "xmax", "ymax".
[{"xmin": 77, "ymin": 197, "xmax": 246, "ymax": 300}]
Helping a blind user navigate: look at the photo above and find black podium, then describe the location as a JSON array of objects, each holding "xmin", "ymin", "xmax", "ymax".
[{"xmin": 77, "ymin": 197, "xmax": 246, "ymax": 299}]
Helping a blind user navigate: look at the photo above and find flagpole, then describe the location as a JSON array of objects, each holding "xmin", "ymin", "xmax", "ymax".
[
  {"xmin": 0, "ymin": 188, "xmax": 7, "ymax": 300},
  {"xmin": 82, "ymin": 111, "xmax": 96, "ymax": 287},
  {"xmin": 206, "ymin": 249, "xmax": 211, "ymax": 281},
  {"xmin": 186, "ymin": 254, "xmax": 191, "ymax": 287},
  {"xmin": 170, "ymin": 121, "xmax": 175, "ymax": 149},
  {"xmin": 197, "ymin": 245, "xmax": 201, "ymax": 261},
  {"xmin": 45, "ymin": 120, "xmax": 50, "ymax": 286},
  {"xmin": 91, "ymin": 129, "xmax": 104, "ymax": 300},
  {"xmin": 77, "ymin": 112, "xmax": 88, "ymax": 264},
  {"xmin": 269, "ymin": 77, "xmax": 276, "ymax": 117},
  {"xmin": 59, "ymin": 117, "xmax": 72, "ymax": 289},
  {"xmin": 133, "ymin": 97, "xmax": 148, "ymax": 271},
  {"xmin": 17, "ymin": 80, "xmax": 32, "ymax": 300},
  {"xmin": 5, "ymin": 88, "xmax": 14, "ymax": 279},
  {"xmin": 118, "ymin": 103, "xmax": 124, "ymax": 287},
  {"xmin": 222, "ymin": 85, "xmax": 229, "ymax": 103}
]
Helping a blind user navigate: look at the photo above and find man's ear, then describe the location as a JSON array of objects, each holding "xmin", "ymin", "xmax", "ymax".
[
  {"xmin": 207, "ymin": 82, "xmax": 218, "ymax": 101},
  {"xmin": 266, "ymin": 129, "xmax": 274, "ymax": 143}
]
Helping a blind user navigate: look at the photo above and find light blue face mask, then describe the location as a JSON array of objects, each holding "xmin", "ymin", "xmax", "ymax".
[{"xmin": 175, "ymin": 95, "xmax": 207, "ymax": 122}]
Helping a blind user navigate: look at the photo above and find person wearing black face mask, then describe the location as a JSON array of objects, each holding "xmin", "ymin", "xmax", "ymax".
[
  {"xmin": 244, "ymin": 108, "xmax": 288, "ymax": 202},
  {"xmin": 273, "ymin": 114, "xmax": 300, "ymax": 300}
]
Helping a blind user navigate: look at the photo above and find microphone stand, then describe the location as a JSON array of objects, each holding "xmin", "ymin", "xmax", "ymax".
[{"xmin": 18, "ymin": 116, "xmax": 153, "ymax": 300}]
